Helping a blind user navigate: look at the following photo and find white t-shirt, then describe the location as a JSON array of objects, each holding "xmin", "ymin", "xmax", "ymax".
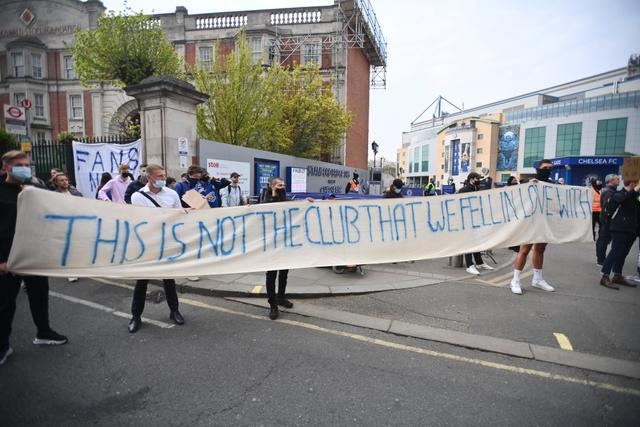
[{"xmin": 131, "ymin": 184, "xmax": 182, "ymax": 209}]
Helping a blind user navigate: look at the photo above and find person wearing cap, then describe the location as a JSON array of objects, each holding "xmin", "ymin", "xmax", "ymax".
[
  {"xmin": 384, "ymin": 179, "xmax": 404, "ymax": 198},
  {"xmin": 221, "ymin": 172, "xmax": 246, "ymax": 207},
  {"xmin": 458, "ymin": 172, "xmax": 495, "ymax": 275},
  {"xmin": 98, "ymin": 163, "xmax": 133, "ymax": 204}
]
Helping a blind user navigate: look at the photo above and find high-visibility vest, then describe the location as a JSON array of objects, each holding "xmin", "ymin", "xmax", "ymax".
[
  {"xmin": 592, "ymin": 187, "xmax": 601, "ymax": 212},
  {"xmin": 348, "ymin": 180, "xmax": 360, "ymax": 193}
]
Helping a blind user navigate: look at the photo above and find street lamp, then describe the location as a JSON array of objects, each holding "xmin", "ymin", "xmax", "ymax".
[{"xmin": 371, "ymin": 141, "xmax": 379, "ymax": 167}]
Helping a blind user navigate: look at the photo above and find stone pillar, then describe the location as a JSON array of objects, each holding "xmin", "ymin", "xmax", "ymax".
[{"xmin": 125, "ymin": 76, "xmax": 208, "ymax": 180}]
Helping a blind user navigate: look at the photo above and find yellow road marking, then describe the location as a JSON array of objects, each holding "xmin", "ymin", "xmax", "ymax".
[
  {"xmin": 476, "ymin": 270, "xmax": 532, "ymax": 287},
  {"xmin": 176, "ymin": 297, "xmax": 640, "ymax": 397},
  {"xmin": 251, "ymin": 285, "xmax": 263, "ymax": 294},
  {"xmin": 486, "ymin": 270, "xmax": 520, "ymax": 284},
  {"xmin": 554, "ymin": 333, "xmax": 574, "ymax": 351},
  {"xmin": 83, "ymin": 280, "xmax": 640, "ymax": 396}
]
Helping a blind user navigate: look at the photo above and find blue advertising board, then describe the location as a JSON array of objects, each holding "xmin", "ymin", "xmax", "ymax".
[{"xmin": 254, "ymin": 159, "xmax": 280, "ymax": 195}]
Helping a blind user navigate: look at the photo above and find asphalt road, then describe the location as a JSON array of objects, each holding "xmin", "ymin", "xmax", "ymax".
[
  {"xmin": 1, "ymin": 276, "xmax": 639, "ymax": 426},
  {"xmin": 308, "ymin": 242, "xmax": 640, "ymax": 362}
]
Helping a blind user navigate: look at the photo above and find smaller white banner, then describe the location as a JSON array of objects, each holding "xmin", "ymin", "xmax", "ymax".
[
  {"xmin": 206, "ymin": 158, "xmax": 250, "ymax": 197},
  {"xmin": 291, "ymin": 167, "xmax": 307, "ymax": 193},
  {"xmin": 72, "ymin": 140, "xmax": 143, "ymax": 198}
]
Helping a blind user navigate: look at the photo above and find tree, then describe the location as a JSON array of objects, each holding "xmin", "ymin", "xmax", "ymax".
[
  {"xmin": 195, "ymin": 35, "xmax": 351, "ymax": 162},
  {"xmin": 194, "ymin": 33, "xmax": 290, "ymax": 153},
  {"xmin": 71, "ymin": 11, "xmax": 183, "ymax": 87},
  {"xmin": 282, "ymin": 64, "xmax": 351, "ymax": 161}
]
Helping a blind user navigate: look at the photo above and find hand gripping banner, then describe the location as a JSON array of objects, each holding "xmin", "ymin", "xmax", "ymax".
[{"xmin": 8, "ymin": 184, "xmax": 592, "ymax": 279}]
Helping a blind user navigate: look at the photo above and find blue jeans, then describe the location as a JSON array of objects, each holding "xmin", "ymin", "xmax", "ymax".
[{"xmin": 601, "ymin": 232, "xmax": 636, "ymax": 276}]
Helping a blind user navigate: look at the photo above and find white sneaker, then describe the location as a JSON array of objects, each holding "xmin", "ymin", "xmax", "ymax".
[
  {"xmin": 510, "ymin": 279, "xmax": 522, "ymax": 295},
  {"xmin": 187, "ymin": 277, "xmax": 200, "ymax": 282},
  {"xmin": 531, "ymin": 278, "xmax": 555, "ymax": 292},
  {"xmin": 68, "ymin": 277, "xmax": 78, "ymax": 283},
  {"xmin": 628, "ymin": 274, "xmax": 640, "ymax": 283},
  {"xmin": 478, "ymin": 263, "xmax": 495, "ymax": 271},
  {"xmin": 466, "ymin": 265, "xmax": 480, "ymax": 275}
]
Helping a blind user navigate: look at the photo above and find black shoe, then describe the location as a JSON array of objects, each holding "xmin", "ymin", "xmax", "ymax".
[
  {"xmin": 128, "ymin": 316, "xmax": 142, "ymax": 333},
  {"xmin": 33, "ymin": 329, "xmax": 68, "ymax": 345},
  {"xmin": 170, "ymin": 310, "xmax": 185, "ymax": 325},
  {"xmin": 269, "ymin": 307, "xmax": 279, "ymax": 320},
  {"xmin": 612, "ymin": 275, "xmax": 638, "ymax": 288},
  {"xmin": 599, "ymin": 275, "xmax": 619, "ymax": 290},
  {"xmin": 277, "ymin": 297, "xmax": 293, "ymax": 308}
]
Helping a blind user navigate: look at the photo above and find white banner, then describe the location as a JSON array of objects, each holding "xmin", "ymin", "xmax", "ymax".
[
  {"xmin": 7, "ymin": 183, "xmax": 592, "ymax": 279},
  {"xmin": 72, "ymin": 140, "xmax": 142, "ymax": 198},
  {"xmin": 206, "ymin": 158, "xmax": 250, "ymax": 197}
]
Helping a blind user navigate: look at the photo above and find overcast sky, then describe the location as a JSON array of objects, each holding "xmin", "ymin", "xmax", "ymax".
[{"xmin": 103, "ymin": 0, "xmax": 640, "ymax": 161}]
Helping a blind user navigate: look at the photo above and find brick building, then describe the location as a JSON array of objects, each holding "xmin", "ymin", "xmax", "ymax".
[{"xmin": 0, "ymin": 0, "xmax": 387, "ymax": 169}]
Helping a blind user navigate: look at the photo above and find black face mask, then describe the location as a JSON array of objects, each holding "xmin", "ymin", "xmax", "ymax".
[
  {"xmin": 594, "ymin": 184, "xmax": 603, "ymax": 191},
  {"xmin": 535, "ymin": 168, "xmax": 551, "ymax": 181},
  {"xmin": 275, "ymin": 188, "xmax": 286, "ymax": 198}
]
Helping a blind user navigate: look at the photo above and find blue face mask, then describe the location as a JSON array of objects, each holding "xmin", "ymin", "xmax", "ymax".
[
  {"xmin": 394, "ymin": 188, "xmax": 402, "ymax": 194},
  {"xmin": 154, "ymin": 180, "xmax": 166, "ymax": 189},
  {"xmin": 11, "ymin": 166, "xmax": 32, "ymax": 182}
]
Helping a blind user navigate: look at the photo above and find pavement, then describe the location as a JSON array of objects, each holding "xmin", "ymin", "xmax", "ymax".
[{"xmin": 156, "ymin": 249, "xmax": 515, "ymax": 297}]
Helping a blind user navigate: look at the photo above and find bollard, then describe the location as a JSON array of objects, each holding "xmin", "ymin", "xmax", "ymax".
[{"xmin": 448, "ymin": 255, "xmax": 464, "ymax": 267}]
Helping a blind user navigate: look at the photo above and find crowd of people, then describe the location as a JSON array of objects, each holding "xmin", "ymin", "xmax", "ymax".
[{"xmin": 1, "ymin": 149, "xmax": 638, "ymax": 366}]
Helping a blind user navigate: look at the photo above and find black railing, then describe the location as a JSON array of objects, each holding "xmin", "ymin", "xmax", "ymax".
[{"xmin": 0, "ymin": 135, "xmax": 137, "ymax": 184}]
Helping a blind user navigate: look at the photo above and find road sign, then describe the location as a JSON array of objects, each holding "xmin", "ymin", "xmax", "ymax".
[
  {"xmin": 20, "ymin": 98, "xmax": 32, "ymax": 109},
  {"xmin": 3, "ymin": 104, "xmax": 26, "ymax": 135}
]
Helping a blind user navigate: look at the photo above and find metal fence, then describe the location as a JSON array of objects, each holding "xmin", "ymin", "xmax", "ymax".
[{"xmin": 0, "ymin": 135, "xmax": 136, "ymax": 184}]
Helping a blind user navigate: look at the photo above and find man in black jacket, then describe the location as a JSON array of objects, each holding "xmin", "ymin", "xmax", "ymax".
[
  {"xmin": 596, "ymin": 174, "xmax": 620, "ymax": 266},
  {"xmin": 124, "ymin": 163, "xmax": 147, "ymax": 204},
  {"xmin": 383, "ymin": 179, "xmax": 404, "ymax": 198},
  {"xmin": 0, "ymin": 151, "xmax": 68, "ymax": 365},
  {"xmin": 599, "ymin": 179, "xmax": 640, "ymax": 289},
  {"xmin": 458, "ymin": 173, "xmax": 495, "ymax": 275}
]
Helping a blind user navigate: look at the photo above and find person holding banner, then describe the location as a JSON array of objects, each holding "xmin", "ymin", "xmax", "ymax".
[
  {"xmin": 383, "ymin": 179, "xmax": 404, "ymax": 198},
  {"xmin": 128, "ymin": 164, "xmax": 186, "ymax": 333},
  {"xmin": 510, "ymin": 159, "xmax": 557, "ymax": 295},
  {"xmin": 1, "ymin": 151, "xmax": 68, "ymax": 365},
  {"xmin": 98, "ymin": 164, "xmax": 132, "ymax": 204},
  {"xmin": 458, "ymin": 173, "xmax": 495, "ymax": 275}
]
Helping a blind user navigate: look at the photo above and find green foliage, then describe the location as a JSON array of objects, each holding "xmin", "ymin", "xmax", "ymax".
[
  {"xmin": 282, "ymin": 64, "xmax": 351, "ymax": 161},
  {"xmin": 0, "ymin": 129, "xmax": 18, "ymax": 153},
  {"xmin": 57, "ymin": 131, "xmax": 75, "ymax": 144},
  {"xmin": 194, "ymin": 34, "xmax": 351, "ymax": 161},
  {"xmin": 71, "ymin": 11, "xmax": 183, "ymax": 87},
  {"xmin": 195, "ymin": 33, "xmax": 289, "ymax": 153}
]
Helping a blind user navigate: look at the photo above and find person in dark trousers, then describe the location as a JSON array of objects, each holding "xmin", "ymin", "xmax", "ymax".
[
  {"xmin": 124, "ymin": 163, "xmax": 148, "ymax": 204},
  {"xmin": 596, "ymin": 174, "xmax": 620, "ymax": 266},
  {"xmin": 384, "ymin": 179, "xmax": 404, "ymax": 198},
  {"xmin": 261, "ymin": 178, "xmax": 314, "ymax": 319},
  {"xmin": 591, "ymin": 178, "xmax": 603, "ymax": 240},
  {"xmin": 128, "ymin": 164, "xmax": 187, "ymax": 333},
  {"xmin": 0, "ymin": 151, "xmax": 69, "ymax": 365},
  {"xmin": 599, "ymin": 179, "xmax": 640, "ymax": 290},
  {"xmin": 458, "ymin": 172, "xmax": 495, "ymax": 275}
]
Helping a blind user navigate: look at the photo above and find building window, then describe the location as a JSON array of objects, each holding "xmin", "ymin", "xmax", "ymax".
[
  {"xmin": 250, "ymin": 38, "xmax": 263, "ymax": 64},
  {"xmin": 478, "ymin": 133, "xmax": 484, "ymax": 140},
  {"xmin": 555, "ymin": 122, "xmax": 582, "ymax": 157},
  {"xmin": 11, "ymin": 52, "xmax": 24, "ymax": 77},
  {"xmin": 476, "ymin": 148, "xmax": 483, "ymax": 154},
  {"xmin": 524, "ymin": 127, "xmax": 546, "ymax": 168},
  {"xmin": 63, "ymin": 55, "xmax": 77, "ymax": 80},
  {"xmin": 476, "ymin": 162, "xmax": 483, "ymax": 168},
  {"xmin": 421, "ymin": 145, "xmax": 429, "ymax": 172},
  {"xmin": 596, "ymin": 118, "xmax": 628, "ymax": 155},
  {"xmin": 301, "ymin": 41, "xmax": 321, "ymax": 65},
  {"xmin": 501, "ymin": 173, "xmax": 511, "ymax": 182},
  {"xmin": 14, "ymin": 92, "xmax": 25, "ymax": 106},
  {"xmin": 31, "ymin": 53, "xmax": 42, "ymax": 79},
  {"xmin": 70, "ymin": 95, "xmax": 83, "ymax": 119},
  {"xmin": 34, "ymin": 93, "xmax": 45, "ymax": 117},
  {"xmin": 198, "ymin": 46, "xmax": 213, "ymax": 71},
  {"xmin": 413, "ymin": 147, "xmax": 420, "ymax": 173}
]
